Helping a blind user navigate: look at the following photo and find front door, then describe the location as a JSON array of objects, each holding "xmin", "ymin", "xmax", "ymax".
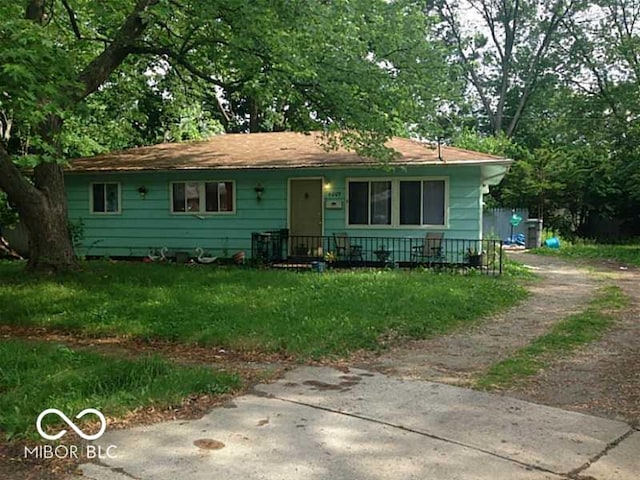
[{"xmin": 289, "ymin": 179, "xmax": 323, "ymax": 257}]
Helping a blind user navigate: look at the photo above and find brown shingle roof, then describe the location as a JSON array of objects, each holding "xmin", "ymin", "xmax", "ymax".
[{"xmin": 66, "ymin": 131, "xmax": 509, "ymax": 173}]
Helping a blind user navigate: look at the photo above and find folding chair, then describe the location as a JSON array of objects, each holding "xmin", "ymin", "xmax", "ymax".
[
  {"xmin": 411, "ymin": 232, "xmax": 445, "ymax": 265},
  {"xmin": 333, "ymin": 232, "xmax": 363, "ymax": 263}
]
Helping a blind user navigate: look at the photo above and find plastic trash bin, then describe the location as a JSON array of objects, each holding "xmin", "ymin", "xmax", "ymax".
[{"xmin": 525, "ymin": 219, "xmax": 543, "ymax": 249}]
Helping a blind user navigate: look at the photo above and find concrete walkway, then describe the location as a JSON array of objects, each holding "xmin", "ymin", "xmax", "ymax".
[{"xmin": 74, "ymin": 367, "xmax": 638, "ymax": 480}]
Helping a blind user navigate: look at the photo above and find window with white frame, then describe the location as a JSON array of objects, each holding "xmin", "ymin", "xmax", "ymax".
[
  {"xmin": 348, "ymin": 181, "xmax": 392, "ymax": 225},
  {"xmin": 399, "ymin": 180, "xmax": 446, "ymax": 226},
  {"xmin": 171, "ymin": 181, "xmax": 234, "ymax": 213},
  {"xmin": 347, "ymin": 178, "xmax": 447, "ymax": 227},
  {"xmin": 91, "ymin": 183, "xmax": 120, "ymax": 214}
]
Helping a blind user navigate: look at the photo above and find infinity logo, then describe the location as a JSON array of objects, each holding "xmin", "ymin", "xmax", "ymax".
[{"xmin": 36, "ymin": 408, "xmax": 107, "ymax": 441}]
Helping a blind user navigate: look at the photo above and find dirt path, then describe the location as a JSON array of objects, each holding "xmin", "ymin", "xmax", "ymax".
[
  {"xmin": 504, "ymin": 258, "xmax": 640, "ymax": 425},
  {"xmin": 363, "ymin": 252, "xmax": 599, "ymax": 384},
  {"xmin": 362, "ymin": 251, "xmax": 640, "ymax": 424}
]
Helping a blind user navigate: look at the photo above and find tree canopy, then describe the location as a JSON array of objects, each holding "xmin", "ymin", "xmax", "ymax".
[
  {"xmin": 2, "ymin": 0, "xmax": 453, "ymax": 157},
  {"xmin": 1, "ymin": 0, "xmax": 639, "ymax": 270},
  {"xmin": 433, "ymin": 0, "xmax": 640, "ymax": 238},
  {"xmin": 0, "ymin": 0, "xmax": 453, "ymax": 270}
]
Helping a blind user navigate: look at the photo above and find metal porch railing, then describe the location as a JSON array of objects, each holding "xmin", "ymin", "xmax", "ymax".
[{"xmin": 251, "ymin": 231, "xmax": 504, "ymax": 275}]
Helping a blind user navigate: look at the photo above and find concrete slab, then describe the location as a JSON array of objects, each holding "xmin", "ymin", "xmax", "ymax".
[
  {"xmin": 582, "ymin": 431, "xmax": 640, "ymax": 480},
  {"xmin": 71, "ymin": 366, "xmax": 634, "ymax": 480},
  {"xmin": 256, "ymin": 367, "xmax": 632, "ymax": 475},
  {"xmin": 82, "ymin": 394, "xmax": 560, "ymax": 480}
]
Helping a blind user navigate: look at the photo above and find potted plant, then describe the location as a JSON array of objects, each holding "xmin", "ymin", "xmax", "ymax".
[
  {"xmin": 232, "ymin": 250, "xmax": 246, "ymax": 265},
  {"xmin": 466, "ymin": 247, "xmax": 485, "ymax": 267},
  {"xmin": 324, "ymin": 250, "xmax": 337, "ymax": 268}
]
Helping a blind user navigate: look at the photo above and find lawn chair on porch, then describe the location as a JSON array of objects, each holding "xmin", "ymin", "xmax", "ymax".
[
  {"xmin": 333, "ymin": 233, "xmax": 363, "ymax": 263},
  {"xmin": 411, "ymin": 232, "xmax": 445, "ymax": 266}
]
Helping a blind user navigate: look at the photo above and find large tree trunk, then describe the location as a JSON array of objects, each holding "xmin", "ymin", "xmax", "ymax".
[
  {"xmin": 0, "ymin": 145, "xmax": 77, "ymax": 272},
  {"xmin": 28, "ymin": 163, "xmax": 77, "ymax": 271},
  {"xmin": 0, "ymin": 0, "xmax": 159, "ymax": 272}
]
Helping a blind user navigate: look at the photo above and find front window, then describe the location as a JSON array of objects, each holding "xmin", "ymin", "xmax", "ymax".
[
  {"xmin": 399, "ymin": 181, "xmax": 421, "ymax": 225},
  {"xmin": 348, "ymin": 181, "xmax": 392, "ymax": 225},
  {"xmin": 371, "ymin": 181, "xmax": 392, "ymax": 225},
  {"xmin": 348, "ymin": 182, "xmax": 368, "ymax": 225},
  {"xmin": 399, "ymin": 180, "xmax": 446, "ymax": 226},
  {"xmin": 171, "ymin": 181, "xmax": 234, "ymax": 214},
  {"xmin": 348, "ymin": 178, "xmax": 447, "ymax": 227},
  {"xmin": 91, "ymin": 183, "xmax": 120, "ymax": 214},
  {"xmin": 422, "ymin": 180, "xmax": 445, "ymax": 225},
  {"xmin": 172, "ymin": 182, "xmax": 200, "ymax": 213},
  {"xmin": 205, "ymin": 182, "xmax": 233, "ymax": 212}
]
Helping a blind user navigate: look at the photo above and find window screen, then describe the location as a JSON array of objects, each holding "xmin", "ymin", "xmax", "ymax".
[
  {"xmin": 92, "ymin": 183, "xmax": 119, "ymax": 213},
  {"xmin": 370, "ymin": 181, "xmax": 391, "ymax": 225},
  {"xmin": 399, "ymin": 181, "xmax": 421, "ymax": 225},
  {"xmin": 205, "ymin": 182, "xmax": 233, "ymax": 212},
  {"xmin": 348, "ymin": 182, "xmax": 369, "ymax": 225},
  {"xmin": 172, "ymin": 183, "xmax": 186, "ymax": 212},
  {"xmin": 423, "ymin": 180, "xmax": 445, "ymax": 225},
  {"xmin": 92, "ymin": 184, "xmax": 105, "ymax": 212}
]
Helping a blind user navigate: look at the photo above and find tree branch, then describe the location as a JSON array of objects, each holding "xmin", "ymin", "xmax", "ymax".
[
  {"xmin": 505, "ymin": 0, "xmax": 576, "ymax": 136},
  {"xmin": 494, "ymin": 0, "xmax": 519, "ymax": 131},
  {"xmin": 0, "ymin": 144, "xmax": 44, "ymax": 215},
  {"xmin": 60, "ymin": 0, "xmax": 81, "ymax": 39},
  {"xmin": 437, "ymin": 0, "xmax": 497, "ymax": 132},
  {"xmin": 77, "ymin": 0, "xmax": 160, "ymax": 99},
  {"xmin": 470, "ymin": 0, "xmax": 505, "ymax": 63},
  {"xmin": 562, "ymin": 16, "xmax": 620, "ymax": 117},
  {"xmin": 128, "ymin": 45, "xmax": 250, "ymax": 91}
]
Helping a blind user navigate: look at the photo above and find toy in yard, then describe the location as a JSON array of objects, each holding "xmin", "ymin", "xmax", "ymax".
[{"xmin": 544, "ymin": 237, "xmax": 561, "ymax": 248}]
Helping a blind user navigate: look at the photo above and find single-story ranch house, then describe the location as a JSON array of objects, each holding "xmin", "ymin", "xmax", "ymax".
[{"xmin": 65, "ymin": 131, "xmax": 512, "ymax": 266}]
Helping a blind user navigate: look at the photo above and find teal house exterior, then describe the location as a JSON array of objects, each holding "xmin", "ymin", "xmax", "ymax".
[{"xmin": 65, "ymin": 132, "xmax": 511, "ymax": 265}]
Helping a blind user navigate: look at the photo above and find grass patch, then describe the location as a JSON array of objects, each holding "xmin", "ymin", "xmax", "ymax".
[
  {"xmin": 533, "ymin": 243, "xmax": 640, "ymax": 266},
  {"xmin": 0, "ymin": 339, "xmax": 240, "ymax": 441},
  {"xmin": 502, "ymin": 256, "xmax": 539, "ymax": 281},
  {"xmin": 0, "ymin": 261, "xmax": 527, "ymax": 359},
  {"xmin": 476, "ymin": 285, "xmax": 629, "ymax": 390}
]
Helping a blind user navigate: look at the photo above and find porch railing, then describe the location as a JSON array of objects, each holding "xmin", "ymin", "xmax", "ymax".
[{"xmin": 251, "ymin": 231, "xmax": 504, "ymax": 275}]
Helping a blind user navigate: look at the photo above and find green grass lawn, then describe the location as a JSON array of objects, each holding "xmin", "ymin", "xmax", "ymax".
[
  {"xmin": 533, "ymin": 243, "xmax": 640, "ymax": 266},
  {"xmin": 0, "ymin": 339, "xmax": 240, "ymax": 440},
  {"xmin": 0, "ymin": 261, "xmax": 527, "ymax": 358},
  {"xmin": 476, "ymin": 285, "xmax": 629, "ymax": 389}
]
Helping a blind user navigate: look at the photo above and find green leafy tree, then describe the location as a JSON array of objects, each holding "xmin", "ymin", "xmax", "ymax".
[
  {"xmin": 0, "ymin": 0, "xmax": 452, "ymax": 272},
  {"xmin": 447, "ymin": 0, "xmax": 640, "ymax": 238},
  {"xmin": 432, "ymin": 0, "xmax": 586, "ymax": 137}
]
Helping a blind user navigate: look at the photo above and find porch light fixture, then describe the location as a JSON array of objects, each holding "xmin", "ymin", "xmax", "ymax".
[
  {"xmin": 137, "ymin": 185, "xmax": 149, "ymax": 198},
  {"xmin": 254, "ymin": 183, "xmax": 265, "ymax": 202}
]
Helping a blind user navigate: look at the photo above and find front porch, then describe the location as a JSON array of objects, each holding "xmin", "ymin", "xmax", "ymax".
[{"xmin": 251, "ymin": 232, "xmax": 504, "ymax": 275}]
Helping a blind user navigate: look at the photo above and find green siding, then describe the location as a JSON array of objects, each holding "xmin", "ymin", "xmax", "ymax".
[{"xmin": 65, "ymin": 165, "xmax": 484, "ymax": 258}]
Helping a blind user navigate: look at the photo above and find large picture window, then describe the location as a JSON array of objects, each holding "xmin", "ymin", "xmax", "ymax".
[
  {"xmin": 171, "ymin": 181, "xmax": 234, "ymax": 214},
  {"xmin": 91, "ymin": 183, "xmax": 120, "ymax": 214},
  {"xmin": 348, "ymin": 178, "xmax": 447, "ymax": 227}
]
